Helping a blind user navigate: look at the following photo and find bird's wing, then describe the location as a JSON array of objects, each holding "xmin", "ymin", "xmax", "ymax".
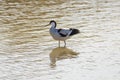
[{"xmin": 57, "ymin": 29, "xmax": 72, "ymax": 37}]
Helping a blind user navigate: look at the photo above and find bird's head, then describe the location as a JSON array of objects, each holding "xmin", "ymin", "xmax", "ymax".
[{"xmin": 46, "ymin": 20, "xmax": 57, "ymax": 27}]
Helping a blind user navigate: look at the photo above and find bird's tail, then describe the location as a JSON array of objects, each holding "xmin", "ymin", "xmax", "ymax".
[{"xmin": 69, "ymin": 28, "xmax": 80, "ymax": 36}]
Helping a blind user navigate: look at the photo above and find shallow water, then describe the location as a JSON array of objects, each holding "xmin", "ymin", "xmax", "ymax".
[{"xmin": 0, "ymin": 0, "xmax": 120, "ymax": 80}]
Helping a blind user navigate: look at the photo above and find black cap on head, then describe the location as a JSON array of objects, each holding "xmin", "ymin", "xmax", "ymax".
[
  {"xmin": 50, "ymin": 20, "xmax": 56, "ymax": 24},
  {"xmin": 49, "ymin": 20, "xmax": 57, "ymax": 27}
]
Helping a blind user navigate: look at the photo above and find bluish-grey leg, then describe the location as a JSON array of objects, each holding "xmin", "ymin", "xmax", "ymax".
[
  {"xmin": 59, "ymin": 40, "xmax": 60, "ymax": 47},
  {"xmin": 64, "ymin": 41, "xmax": 66, "ymax": 47}
]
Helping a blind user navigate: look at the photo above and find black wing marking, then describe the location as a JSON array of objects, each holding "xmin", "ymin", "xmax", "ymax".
[
  {"xmin": 69, "ymin": 28, "xmax": 80, "ymax": 36},
  {"xmin": 57, "ymin": 29, "xmax": 68, "ymax": 37}
]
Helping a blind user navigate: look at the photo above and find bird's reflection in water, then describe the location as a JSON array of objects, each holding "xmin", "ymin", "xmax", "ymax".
[{"xmin": 49, "ymin": 47, "xmax": 79, "ymax": 67}]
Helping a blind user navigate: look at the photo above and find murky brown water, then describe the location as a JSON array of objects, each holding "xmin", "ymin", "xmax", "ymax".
[{"xmin": 0, "ymin": 0, "xmax": 120, "ymax": 80}]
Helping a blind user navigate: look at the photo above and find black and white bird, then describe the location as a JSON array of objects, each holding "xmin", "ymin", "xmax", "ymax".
[{"xmin": 47, "ymin": 20, "xmax": 80, "ymax": 47}]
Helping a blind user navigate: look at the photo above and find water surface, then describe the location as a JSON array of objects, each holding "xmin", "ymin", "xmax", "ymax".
[{"xmin": 0, "ymin": 0, "xmax": 120, "ymax": 80}]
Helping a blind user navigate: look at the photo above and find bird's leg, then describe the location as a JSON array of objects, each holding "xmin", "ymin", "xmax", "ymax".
[
  {"xmin": 64, "ymin": 41, "xmax": 66, "ymax": 47},
  {"xmin": 58, "ymin": 40, "xmax": 60, "ymax": 47}
]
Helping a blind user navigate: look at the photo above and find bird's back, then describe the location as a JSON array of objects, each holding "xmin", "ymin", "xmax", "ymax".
[{"xmin": 49, "ymin": 27, "xmax": 71, "ymax": 41}]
